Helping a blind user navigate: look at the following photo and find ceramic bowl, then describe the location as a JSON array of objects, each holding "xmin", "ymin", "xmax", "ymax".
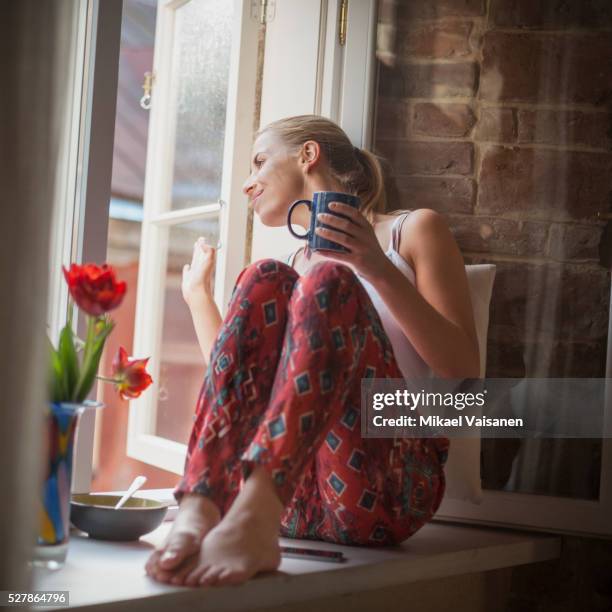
[{"xmin": 70, "ymin": 493, "xmax": 169, "ymax": 541}]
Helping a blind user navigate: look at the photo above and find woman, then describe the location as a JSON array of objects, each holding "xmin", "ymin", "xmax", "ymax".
[{"xmin": 145, "ymin": 115, "xmax": 480, "ymax": 587}]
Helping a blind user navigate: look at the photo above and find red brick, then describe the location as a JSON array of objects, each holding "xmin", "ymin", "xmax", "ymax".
[
  {"xmin": 477, "ymin": 145, "xmax": 612, "ymax": 220},
  {"xmin": 489, "ymin": 261, "xmax": 609, "ymax": 341},
  {"xmin": 547, "ymin": 340, "xmax": 607, "ymax": 377},
  {"xmin": 397, "ymin": 0, "xmax": 485, "ymax": 21},
  {"xmin": 547, "ymin": 223, "xmax": 603, "ymax": 261},
  {"xmin": 485, "ymin": 338, "xmax": 526, "ymax": 377},
  {"xmin": 412, "ymin": 103, "xmax": 476, "ymax": 137},
  {"xmin": 374, "ymin": 98, "xmax": 409, "ymax": 139},
  {"xmin": 395, "ymin": 176, "xmax": 474, "ymax": 213},
  {"xmin": 399, "ymin": 22, "xmax": 473, "ymax": 59},
  {"xmin": 517, "ymin": 110, "xmax": 612, "ymax": 150},
  {"xmin": 559, "ymin": 266, "xmax": 610, "ymax": 340},
  {"xmin": 448, "ymin": 215, "xmax": 548, "ymax": 256},
  {"xmin": 490, "ymin": 0, "xmax": 612, "ymax": 30},
  {"xmin": 475, "ymin": 107, "xmax": 516, "ymax": 143},
  {"xmin": 480, "ymin": 32, "xmax": 612, "ymax": 105},
  {"xmin": 377, "ymin": 61, "xmax": 478, "ymax": 99},
  {"xmin": 376, "ymin": 140, "xmax": 474, "ymax": 175}
]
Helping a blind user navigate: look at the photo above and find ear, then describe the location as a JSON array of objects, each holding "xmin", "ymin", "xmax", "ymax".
[{"xmin": 300, "ymin": 140, "xmax": 322, "ymax": 172}]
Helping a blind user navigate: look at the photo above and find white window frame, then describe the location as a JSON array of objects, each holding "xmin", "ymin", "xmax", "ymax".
[
  {"xmin": 47, "ymin": 0, "xmax": 123, "ymax": 494},
  {"xmin": 126, "ymin": 0, "xmax": 260, "ymax": 474}
]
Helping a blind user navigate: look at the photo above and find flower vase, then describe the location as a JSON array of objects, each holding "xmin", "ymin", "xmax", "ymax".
[{"xmin": 32, "ymin": 400, "xmax": 102, "ymax": 570}]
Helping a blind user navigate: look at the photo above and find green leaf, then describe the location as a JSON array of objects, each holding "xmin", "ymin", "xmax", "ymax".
[
  {"xmin": 58, "ymin": 323, "xmax": 79, "ymax": 402},
  {"xmin": 47, "ymin": 336, "xmax": 65, "ymax": 403},
  {"xmin": 74, "ymin": 319, "xmax": 116, "ymax": 403}
]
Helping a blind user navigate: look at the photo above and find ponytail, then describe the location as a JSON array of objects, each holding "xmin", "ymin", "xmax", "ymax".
[
  {"xmin": 257, "ymin": 115, "xmax": 387, "ymax": 223},
  {"xmin": 352, "ymin": 147, "xmax": 387, "ymax": 223}
]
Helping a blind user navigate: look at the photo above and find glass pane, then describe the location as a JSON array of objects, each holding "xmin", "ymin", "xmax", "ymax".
[
  {"xmin": 156, "ymin": 217, "xmax": 220, "ymax": 443},
  {"xmin": 170, "ymin": 0, "xmax": 233, "ymax": 210},
  {"xmin": 372, "ymin": 0, "xmax": 611, "ymax": 500},
  {"xmin": 94, "ymin": 0, "xmax": 179, "ymax": 492}
]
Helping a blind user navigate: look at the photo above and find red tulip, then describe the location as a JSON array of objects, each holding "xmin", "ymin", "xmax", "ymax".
[
  {"xmin": 62, "ymin": 263, "xmax": 126, "ymax": 317},
  {"xmin": 111, "ymin": 346, "xmax": 153, "ymax": 400}
]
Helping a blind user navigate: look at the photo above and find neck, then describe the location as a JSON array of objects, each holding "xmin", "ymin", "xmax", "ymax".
[{"xmin": 290, "ymin": 173, "xmax": 346, "ymax": 229}]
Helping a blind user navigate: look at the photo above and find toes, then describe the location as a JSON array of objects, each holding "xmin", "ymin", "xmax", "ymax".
[
  {"xmin": 169, "ymin": 557, "xmax": 199, "ymax": 586},
  {"xmin": 216, "ymin": 568, "xmax": 233, "ymax": 585},
  {"xmin": 159, "ymin": 534, "xmax": 200, "ymax": 570},
  {"xmin": 199, "ymin": 566, "xmax": 224, "ymax": 587},
  {"xmin": 184, "ymin": 565, "xmax": 208, "ymax": 587},
  {"xmin": 216, "ymin": 567, "xmax": 249, "ymax": 586},
  {"xmin": 151, "ymin": 568, "xmax": 176, "ymax": 584},
  {"xmin": 145, "ymin": 550, "xmax": 162, "ymax": 575}
]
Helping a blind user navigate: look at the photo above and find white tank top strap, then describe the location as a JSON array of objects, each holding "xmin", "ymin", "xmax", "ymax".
[
  {"xmin": 391, "ymin": 210, "xmax": 412, "ymax": 253},
  {"xmin": 285, "ymin": 246, "xmax": 304, "ymax": 269}
]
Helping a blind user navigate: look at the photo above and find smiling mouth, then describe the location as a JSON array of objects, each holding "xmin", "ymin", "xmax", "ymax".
[{"xmin": 252, "ymin": 191, "xmax": 263, "ymax": 206}]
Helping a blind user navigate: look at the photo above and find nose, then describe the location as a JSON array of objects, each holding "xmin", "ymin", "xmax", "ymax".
[{"xmin": 242, "ymin": 173, "xmax": 255, "ymax": 197}]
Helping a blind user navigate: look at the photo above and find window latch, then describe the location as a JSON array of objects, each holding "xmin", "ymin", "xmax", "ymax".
[{"xmin": 140, "ymin": 71, "xmax": 154, "ymax": 110}]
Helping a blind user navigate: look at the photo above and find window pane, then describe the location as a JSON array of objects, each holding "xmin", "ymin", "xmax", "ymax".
[
  {"xmin": 170, "ymin": 0, "xmax": 233, "ymax": 210},
  {"xmin": 372, "ymin": 0, "xmax": 611, "ymax": 501},
  {"xmin": 156, "ymin": 217, "xmax": 220, "ymax": 444},
  {"xmin": 93, "ymin": 0, "xmax": 179, "ymax": 493}
]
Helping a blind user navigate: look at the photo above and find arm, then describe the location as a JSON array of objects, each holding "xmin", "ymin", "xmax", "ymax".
[
  {"xmin": 187, "ymin": 294, "xmax": 222, "ymax": 368},
  {"xmin": 316, "ymin": 204, "xmax": 480, "ymax": 379},
  {"xmin": 371, "ymin": 209, "xmax": 480, "ymax": 379},
  {"xmin": 182, "ymin": 238, "xmax": 223, "ymax": 368}
]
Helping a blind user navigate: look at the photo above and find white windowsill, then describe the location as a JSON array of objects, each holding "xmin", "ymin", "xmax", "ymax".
[{"xmin": 33, "ymin": 503, "xmax": 561, "ymax": 611}]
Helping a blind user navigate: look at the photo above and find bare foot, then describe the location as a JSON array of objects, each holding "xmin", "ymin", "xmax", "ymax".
[
  {"xmin": 180, "ymin": 465, "xmax": 285, "ymax": 587},
  {"xmin": 145, "ymin": 493, "xmax": 221, "ymax": 584},
  {"xmin": 183, "ymin": 509, "xmax": 282, "ymax": 587}
]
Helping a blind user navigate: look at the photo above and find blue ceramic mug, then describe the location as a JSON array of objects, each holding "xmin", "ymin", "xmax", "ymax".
[{"xmin": 286, "ymin": 191, "xmax": 360, "ymax": 253}]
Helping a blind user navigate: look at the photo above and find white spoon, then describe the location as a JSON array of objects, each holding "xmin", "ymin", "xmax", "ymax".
[{"xmin": 114, "ymin": 475, "xmax": 147, "ymax": 510}]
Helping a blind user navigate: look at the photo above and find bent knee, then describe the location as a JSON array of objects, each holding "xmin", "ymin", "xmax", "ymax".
[
  {"xmin": 298, "ymin": 260, "xmax": 358, "ymax": 291},
  {"xmin": 236, "ymin": 258, "xmax": 298, "ymax": 287}
]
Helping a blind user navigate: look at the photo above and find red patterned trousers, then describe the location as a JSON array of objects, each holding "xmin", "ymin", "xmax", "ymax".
[{"xmin": 175, "ymin": 259, "xmax": 448, "ymax": 546}]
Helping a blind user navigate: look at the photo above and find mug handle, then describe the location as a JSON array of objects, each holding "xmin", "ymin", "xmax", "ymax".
[{"xmin": 287, "ymin": 199, "xmax": 312, "ymax": 240}]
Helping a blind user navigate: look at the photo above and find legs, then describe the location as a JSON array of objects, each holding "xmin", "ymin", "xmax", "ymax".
[
  {"xmin": 176, "ymin": 258, "xmax": 300, "ymax": 513},
  {"xmin": 147, "ymin": 257, "xmax": 449, "ymax": 586},
  {"xmin": 146, "ymin": 258, "xmax": 299, "ymax": 582},
  {"xmin": 273, "ymin": 263, "xmax": 448, "ymax": 546}
]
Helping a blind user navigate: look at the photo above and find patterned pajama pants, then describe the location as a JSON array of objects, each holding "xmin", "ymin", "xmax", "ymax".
[{"xmin": 175, "ymin": 259, "xmax": 449, "ymax": 546}]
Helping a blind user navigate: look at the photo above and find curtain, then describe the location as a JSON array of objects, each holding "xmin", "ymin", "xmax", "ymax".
[{"xmin": 0, "ymin": 0, "xmax": 77, "ymax": 590}]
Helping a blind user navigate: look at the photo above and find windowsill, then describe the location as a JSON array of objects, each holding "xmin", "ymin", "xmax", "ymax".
[{"xmin": 33, "ymin": 512, "xmax": 561, "ymax": 611}]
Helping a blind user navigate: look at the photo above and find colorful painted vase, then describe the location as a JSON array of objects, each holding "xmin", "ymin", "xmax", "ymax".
[{"xmin": 33, "ymin": 400, "xmax": 101, "ymax": 569}]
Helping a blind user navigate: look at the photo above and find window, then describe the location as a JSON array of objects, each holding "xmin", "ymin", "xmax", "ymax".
[
  {"xmin": 124, "ymin": 0, "xmax": 260, "ymax": 474},
  {"xmin": 64, "ymin": 0, "xmax": 611, "ymax": 537}
]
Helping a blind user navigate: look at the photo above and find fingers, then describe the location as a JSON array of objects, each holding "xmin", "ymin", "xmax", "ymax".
[
  {"xmin": 328, "ymin": 201, "xmax": 367, "ymax": 227},
  {"xmin": 196, "ymin": 237, "xmax": 215, "ymax": 251},
  {"xmin": 317, "ymin": 212, "xmax": 358, "ymax": 237},
  {"xmin": 315, "ymin": 225, "xmax": 352, "ymax": 249}
]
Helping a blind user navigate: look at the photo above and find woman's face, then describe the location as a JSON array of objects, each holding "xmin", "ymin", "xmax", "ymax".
[{"xmin": 242, "ymin": 130, "xmax": 305, "ymax": 227}]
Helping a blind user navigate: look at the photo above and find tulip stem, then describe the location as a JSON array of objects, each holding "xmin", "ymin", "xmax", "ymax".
[{"xmin": 96, "ymin": 375, "xmax": 121, "ymax": 384}]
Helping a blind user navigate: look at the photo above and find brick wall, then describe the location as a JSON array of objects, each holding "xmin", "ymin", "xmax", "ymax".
[{"xmin": 374, "ymin": 0, "xmax": 612, "ymax": 378}]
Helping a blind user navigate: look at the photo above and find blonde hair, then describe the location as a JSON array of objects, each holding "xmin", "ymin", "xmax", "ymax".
[{"xmin": 256, "ymin": 115, "xmax": 387, "ymax": 223}]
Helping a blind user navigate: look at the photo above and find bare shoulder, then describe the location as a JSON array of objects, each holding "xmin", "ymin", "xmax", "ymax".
[
  {"xmin": 399, "ymin": 208, "xmax": 457, "ymax": 266},
  {"xmin": 400, "ymin": 209, "xmax": 477, "ymax": 351}
]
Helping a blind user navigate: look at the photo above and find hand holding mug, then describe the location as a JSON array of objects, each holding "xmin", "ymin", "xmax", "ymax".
[
  {"xmin": 287, "ymin": 191, "xmax": 361, "ymax": 253},
  {"xmin": 287, "ymin": 193, "xmax": 392, "ymax": 282}
]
